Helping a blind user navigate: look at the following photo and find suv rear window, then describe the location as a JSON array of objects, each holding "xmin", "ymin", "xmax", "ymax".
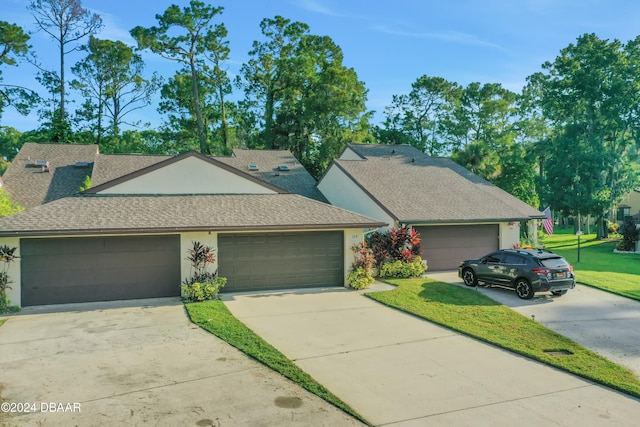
[{"xmin": 540, "ymin": 257, "xmax": 568, "ymax": 268}]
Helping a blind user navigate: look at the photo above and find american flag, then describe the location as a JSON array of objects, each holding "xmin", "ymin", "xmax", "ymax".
[{"xmin": 543, "ymin": 207, "xmax": 554, "ymax": 235}]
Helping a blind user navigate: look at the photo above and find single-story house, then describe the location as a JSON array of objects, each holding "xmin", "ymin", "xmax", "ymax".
[
  {"xmin": 0, "ymin": 143, "xmax": 384, "ymax": 307},
  {"xmin": 317, "ymin": 144, "xmax": 546, "ymax": 270}
]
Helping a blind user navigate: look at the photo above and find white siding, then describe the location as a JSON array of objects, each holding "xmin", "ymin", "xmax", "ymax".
[
  {"xmin": 98, "ymin": 156, "xmax": 277, "ymax": 195},
  {"xmin": 500, "ymin": 222, "xmax": 521, "ymax": 249},
  {"xmin": 318, "ymin": 165, "xmax": 395, "ymax": 228}
]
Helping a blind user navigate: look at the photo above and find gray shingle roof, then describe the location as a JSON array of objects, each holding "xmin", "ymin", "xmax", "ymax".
[
  {"xmin": 0, "ymin": 194, "xmax": 385, "ymax": 236},
  {"xmin": 91, "ymin": 153, "xmax": 170, "ymax": 186},
  {"xmin": 1, "ymin": 143, "xmax": 98, "ymax": 210},
  {"xmin": 216, "ymin": 149, "xmax": 327, "ymax": 202},
  {"xmin": 346, "ymin": 144, "xmax": 421, "ymax": 159},
  {"xmin": 333, "ymin": 144, "xmax": 545, "ymax": 223},
  {"xmin": 3, "ymin": 144, "xmax": 325, "ymax": 206}
]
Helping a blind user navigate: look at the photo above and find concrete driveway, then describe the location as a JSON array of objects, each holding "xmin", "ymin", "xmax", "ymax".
[
  {"xmin": 427, "ymin": 271, "xmax": 640, "ymax": 378},
  {"xmin": 0, "ymin": 298, "xmax": 363, "ymax": 427},
  {"xmin": 223, "ymin": 286, "xmax": 640, "ymax": 426}
]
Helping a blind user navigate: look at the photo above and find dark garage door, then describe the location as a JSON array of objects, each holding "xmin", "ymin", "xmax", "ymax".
[
  {"xmin": 218, "ymin": 231, "xmax": 343, "ymax": 292},
  {"xmin": 414, "ymin": 224, "xmax": 499, "ymax": 271},
  {"xmin": 21, "ymin": 235, "xmax": 181, "ymax": 306}
]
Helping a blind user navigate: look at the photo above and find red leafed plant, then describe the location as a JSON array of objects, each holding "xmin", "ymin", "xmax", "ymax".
[{"xmin": 366, "ymin": 227, "xmax": 422, "ymax": 267}]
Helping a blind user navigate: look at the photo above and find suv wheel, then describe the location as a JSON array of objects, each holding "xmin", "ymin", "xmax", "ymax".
[
  {"xmin": 551, "ymin": 290, "xmax": 568, "ymax": 296},
  {"xmin": 515, "ymin": 278, "xmax": 534, "ymax": 300},
  {"xmin": 462, "ymin": 268, "xmax": 478, "ymax": 287}
]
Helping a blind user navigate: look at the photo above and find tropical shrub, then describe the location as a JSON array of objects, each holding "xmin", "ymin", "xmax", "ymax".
[
  {"xmin": 347, "ymin": 242, "xmax": 375, "ymax": 289},
  {"xmin": 182, "ymin": 241, "xmax": 226, "ymax": 300},
  {"xmin": 366, "ymin": 227, "xmax": 427, "ymax": 277},
  {"xmin": 366, "ymin": 227, "xmax": 422, "ymax": 267},
  {"xmin": 379, "ymin": 257, "xmax": 427, "ymax": 278},
  {"xmin": 347, "ymin": 267, "xmax": 375, "ymax": 290},
  {"xmin": 0, "ymin": 245, "xmax": 19, "ymax": 312},
  {"xmin": 184, "ymin": 241, "xmax": 218, "ymax": 285},
  {"xmin": 616, "ymin": 217, "xmax": 639, "ymax": 251},
  {"xmin": 181, "ymin": 278, "xmax": 227, "ymax": 302}
]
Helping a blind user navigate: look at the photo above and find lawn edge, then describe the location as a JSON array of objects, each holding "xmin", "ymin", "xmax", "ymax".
[
  {"xmin": 182, "ymin": 301, "xmax": 371, "ymax": 426},
  {"xmin": 576, "ymin": 281, "xmax": 640, "ymax": 302},
  {"xmin": 366, "ymin": 279, "xmax": 640, "ymax": 400}
]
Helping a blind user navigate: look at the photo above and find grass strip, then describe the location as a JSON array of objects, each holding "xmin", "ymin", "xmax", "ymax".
[
  {"xmin": 184, "ymin": 300, "xmax": 369, "ymax": 426},
  {"xmin": 367, "ymin": 278, "xmax": 640, "ymax": 398}
]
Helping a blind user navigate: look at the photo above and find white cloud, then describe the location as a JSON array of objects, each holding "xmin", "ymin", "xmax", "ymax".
[
  {"xmin": 373, "ymin": 25, "xmax": 508, "ymax": 52},
  {"xmin": 90, "ymin": 8, "xmax": 136, "ymax": 46},
  {"xmin": 292, "ymin": 0, "xmax": 341, "ymax": 17}
]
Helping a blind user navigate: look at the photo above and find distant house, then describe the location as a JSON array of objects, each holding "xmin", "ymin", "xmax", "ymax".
[
  {"xmin": 317, "ymin": 144, "xmax": 545, "ymax": 270},
  {"xmin": 0, "ymin": 143, "xmax": 383, "ymax": 308},
  {"xmin": 614, "ymin": 187, "xmax": 640, "ymax": 224}
]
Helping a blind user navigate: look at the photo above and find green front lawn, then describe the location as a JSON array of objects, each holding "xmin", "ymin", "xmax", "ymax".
[
  {"xmin": 540, "ymin": 228, "xmax": 640, "ymax": 300},
  {"xmin": 367, "ymin": 278, "xmax": 640, "ymax": 398},
  {"xmin": 184, "ymin": 301, "xmax": 369, "ymax": 426}
]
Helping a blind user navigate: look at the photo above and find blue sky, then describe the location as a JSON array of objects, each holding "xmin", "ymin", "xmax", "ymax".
[{"xmin": 4, "ymin": 0, "xmax": 640, "ymax": 132}]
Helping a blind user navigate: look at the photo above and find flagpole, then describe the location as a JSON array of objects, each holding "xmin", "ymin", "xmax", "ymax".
[{"xmin": 577, "ymin": 212, "xmax": 582, "ymax": 263}]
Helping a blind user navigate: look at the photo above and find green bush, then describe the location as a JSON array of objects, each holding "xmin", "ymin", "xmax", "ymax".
[
  {"xmin": 379, "ymin": 257, "xmax": 427, "ymax": 278},
  {"xmin": 181, "ymin": 278, "xmax": 227, "ymax": 302},
  {"xmin": 347, "ymin": 267, "xmax": 375, "ymax": 290}
]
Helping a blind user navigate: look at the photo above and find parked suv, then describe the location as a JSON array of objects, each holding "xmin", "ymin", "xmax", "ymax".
[{"xmin": 458, "ymin": 249, "xmax": 575, "ymax": 299}]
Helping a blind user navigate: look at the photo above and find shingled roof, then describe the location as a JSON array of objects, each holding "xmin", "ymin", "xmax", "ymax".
[
  {"xmin": 216, "ymin": 149, "xmax": 327, "ymax": 202},
  {"xmin": 331, "ymin": 144, "xmax": 545, "ymax": 223},
  {"xmin": 91, "ymin": 153, "xmax": 170, "ymax": 186},
  {"xmin": 0, "ymin": 193, "xmax": 384, "ymax": 237},
  {"xmin": 3, "ymin": 144, "xmax": 325, "ymax": 206},
  {"xmin": 1, "ymin": 143, "xmax": 98, "ymax": 210}
]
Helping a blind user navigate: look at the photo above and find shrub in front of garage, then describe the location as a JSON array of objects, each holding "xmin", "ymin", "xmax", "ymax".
[
  {"xmin": 182, "ymin": 279, "xmax": 227, "ymax": 302},
  {"xmin": 367, "ymin": 227, "xmax": 427, "ymax": 279},
  {"xmin": 0, "ymin": 245, "xmax": 20, "ymax": 313},
  {"xmin": 181, "ymin": 241, "xmax": 226, "ymax": 302},
  {"xmin": 347, "ymin": 242, "xmax": 375, "ymax": 290},
  {"xmin": 379, "ymin": 257, "xmax": 426, "ymax": 278}
]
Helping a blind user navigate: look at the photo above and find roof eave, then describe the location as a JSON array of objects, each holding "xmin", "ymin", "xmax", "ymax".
[
  {"xmin": 402, "ymin": 216, "xmax": 545, "ymax": 225},
  {"xmin": 0, "ymin": 221, "xmax": 387, "ymax": 238}
]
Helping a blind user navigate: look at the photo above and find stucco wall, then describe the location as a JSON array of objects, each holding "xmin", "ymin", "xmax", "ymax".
[
  {"xmin": 318, "ymin": 166, "xmax": 395, "ymax": 228},
  {"xmin": 500, "ymin": 222, "xmax": 521, "ymax": 249},
  {"xmin": 98, "ymin": 156, "xmax": 276, "ymax": 195}
]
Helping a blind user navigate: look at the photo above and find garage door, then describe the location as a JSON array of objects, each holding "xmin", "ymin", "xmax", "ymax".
[
  {"xmin": 21, "ymin": 235, "xmax": 180, "ymax": 306},
  {"xmin": 218, "ymin": 231, "xmax": 343, "ymax": 292},
  {"xmin": 414, "ymin": 224, "xmax": 499, "ymax": 271}
]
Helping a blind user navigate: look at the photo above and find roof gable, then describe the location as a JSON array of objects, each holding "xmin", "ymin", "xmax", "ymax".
[
  {"xmin": 88, "ymin": 151, "xmax": 285, "ymax": 195},
  {"xmin": 321, "ymin": 145, "xmax": 545, "ymax": 223}
]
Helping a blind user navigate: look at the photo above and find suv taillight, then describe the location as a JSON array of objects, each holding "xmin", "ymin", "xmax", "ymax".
[{"xmin": 532, "ymin": 267, "xmax": 551, "ymax": 277}]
